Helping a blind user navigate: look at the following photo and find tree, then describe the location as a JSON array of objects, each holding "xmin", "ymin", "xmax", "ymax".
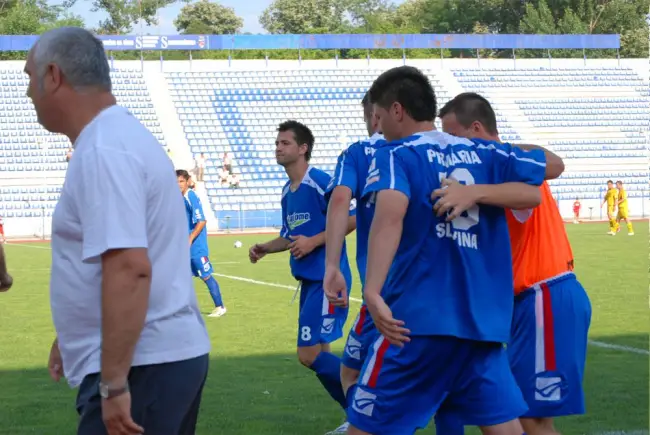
[
  {"xmin": 259, "ymin": 0, "xmax": 349, "ymax": 34},
  {"xmin": 66, "ymin": 0, "xmax": 187, "ymax": 34},
  {"xmin": 174, "ymin": 0, "xmax": 243, "ymax": 35}
]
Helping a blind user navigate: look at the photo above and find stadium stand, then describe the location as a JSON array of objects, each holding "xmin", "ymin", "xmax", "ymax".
[{"xmin": 0, "ymin": 59, "xmax": 648, "ymax": 237}]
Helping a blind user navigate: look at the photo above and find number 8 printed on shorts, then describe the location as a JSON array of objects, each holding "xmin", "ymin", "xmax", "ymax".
[
  {"xmin": 301, "ymin": 326, "xmax": 312, "ymax": 342},
  {"xmin": 439, "ymin": 168, "xmax": 480, "ymax": 231}
]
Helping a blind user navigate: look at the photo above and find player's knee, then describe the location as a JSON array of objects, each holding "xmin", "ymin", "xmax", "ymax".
[
  {"xmin": 297, "ymin": 346, "xmax": 320, "ymax": 368},
  {"xmin": 479, "ymin": 418, "xmax": 524, "ymax": 435},
  {"xmin": 519, "ymin": 417, "xmax": 560, "ymax": 435},
  {"xmin": 340, "ymin": 364, "xmax": 360, "ymax": 394}
]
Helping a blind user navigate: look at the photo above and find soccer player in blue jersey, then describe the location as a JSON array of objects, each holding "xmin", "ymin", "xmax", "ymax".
[
  {"xmin": 346, "ymin": 66, "xmax": 564, "ymax": 435},
  {"xmin": 177, "ymin": 170, "xmax": 226, "ymax": 318},
  {"xmin": 323, "ymin": 92, "xmax": 385, "ymax": 435},
  {"xmin": 325, "ymin": 92, "xmax": 384, "ymax": 386},
  {"xmin": 248, "ymin": 121, "xmax": 356, "ymax": 426}
]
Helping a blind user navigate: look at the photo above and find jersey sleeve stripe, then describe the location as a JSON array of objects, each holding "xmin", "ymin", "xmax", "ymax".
[
  {"xmin": 335, "ymin": 152, "xmax": 346, "ymax": 186},
  {"xmin": 389, "ymin": 150, "xmax": 396, "ymax": 190},
  {"xmin": 476, "ymin": 144, "xmax": 546, "ymax": 167}
]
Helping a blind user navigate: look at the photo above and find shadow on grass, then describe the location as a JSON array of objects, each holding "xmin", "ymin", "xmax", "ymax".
[{"xmin": 0, "ymin": 334, "xmax": 647, "ymax": 435}]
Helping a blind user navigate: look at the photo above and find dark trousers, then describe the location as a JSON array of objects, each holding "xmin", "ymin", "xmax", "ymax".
[{"xmin": 76, "ymin": 354, "xmax": 209, "ymax": 435}]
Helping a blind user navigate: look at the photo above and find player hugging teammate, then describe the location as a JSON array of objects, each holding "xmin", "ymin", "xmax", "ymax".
[{"xmin": 248, "ymin": 66, "xmax": 592, "ymax": 435}]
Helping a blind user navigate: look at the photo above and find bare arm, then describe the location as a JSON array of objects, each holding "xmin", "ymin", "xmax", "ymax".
[
  {"xmin": 0, "ymin": 243, "xmax": 8, "ymax": 275},
  {"xmin": 468, "ymin": 182, "xmax": 541, "ymax": 210},
  {"xmin": 262, "ymin": 237, "xmax": 292, "ymax": 254},
  {"xmin": 515, "ymin": 144, "xmax": 564, "ymax": 180},
  {"xmin": 364, "ymin": 190, "xmax": 408, "ymax": 298},
  {"xmin": 189, "ymin": 221, "xmax": 206, "ymax": 243},
  {"xmin": 100, "ymin": 248, "xmax": 152, "ymax": 387},
  {"xmin": 326, "ymin": 186, "xmax": 354, "ymax": 267}
]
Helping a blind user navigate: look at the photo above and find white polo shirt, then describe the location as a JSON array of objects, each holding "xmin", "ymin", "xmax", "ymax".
[{"xmin": 50, "ymin": 105, "xmax": 211, "ymax": 388}]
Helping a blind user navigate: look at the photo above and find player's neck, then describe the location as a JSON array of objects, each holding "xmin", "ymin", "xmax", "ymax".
[
  {"xmin": 285, "ymin": 160, "xmax": 309, "ymax": 188},
  {"xmin": 64, "ymin": 93, "xmax": 118, "ymax": 145},
  {"xmin": 401, "ymin": 121, "xmax": 436, "ymax": 138}
]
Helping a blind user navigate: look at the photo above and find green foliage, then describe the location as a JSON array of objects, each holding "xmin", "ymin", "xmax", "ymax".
[
  {"xmin": 174, "ymin": 0, "xmax": 243, "ymax": 35},
  {"xmin": 0, "ymin": 0, "xmax": 645, "ymax": 60},
  {"xmin": 65, "ymin": 0, "xmax": 187, "ymax": 34}
]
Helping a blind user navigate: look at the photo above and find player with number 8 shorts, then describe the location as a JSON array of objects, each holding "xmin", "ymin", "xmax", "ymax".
[
  {"xmin": 249, "ymin": 121, "xmax": 356, "ymax": 434},
  {"xmin": 345, "ymin": 66, "xmax": 565, "ymax": 435}
]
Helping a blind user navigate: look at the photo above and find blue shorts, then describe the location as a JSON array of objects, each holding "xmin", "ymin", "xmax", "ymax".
[
  {"xmin": 342, "ymin": 304, "xmax": 378, "ymax": 371},
  {"xmin": 297, "ymin": 279, "xmax": 349, "ymax": 348},
  {"xmin": 509, "ymin": 273, "xmax": 592, "ymax": 418},
  {"xmin": 348, "ymin": 335, "xmax": 528, "ymax": 434},
  {"xmin": 190, "ymin": 255, "xmax": 214, "ymax": 280}
]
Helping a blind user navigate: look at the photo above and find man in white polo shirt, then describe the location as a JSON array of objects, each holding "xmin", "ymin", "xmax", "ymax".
[{"xmin": 25, "ymin": 27, "xmax": 211, "ymax": 434}]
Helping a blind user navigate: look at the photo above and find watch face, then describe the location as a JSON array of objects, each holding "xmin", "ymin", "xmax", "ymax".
[{"xmin": 99, "ymin": 383, "xmax": 109, "ymax": 398}]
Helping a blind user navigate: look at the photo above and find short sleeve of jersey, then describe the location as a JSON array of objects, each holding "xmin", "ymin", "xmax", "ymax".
[
  {"xmin": 77, "ymin": 148, "xmax": 148, "ymax": 262},
  {"xmin": 280, "ymin": 184, "xmax": 290, "ymax": 239},
  {"xmin": 314, "ymin": 168, "xmax": 355, "ymax": 217},
  {"xmin": 188, "ymin": 191, "xmax": 205, "ymax": 224},
  {"xmin": 362, "ymin": 147, "xmax": 410, "ymax": 200},
  {"xmin": 326, "ymin": 146, "xmax": 359, "ymax": 198},
  {"xmin": 471, "ymin": 139, "xmax": 546, "ymax": 186}
]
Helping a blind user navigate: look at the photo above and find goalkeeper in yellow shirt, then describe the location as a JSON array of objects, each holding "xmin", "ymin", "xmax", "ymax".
[
  {"xmin": 601, "ymin": 180, "xmax": 618, "ymax": 234},
  {"xmin": 614, "ymin": 180, "xmax": 634, "ymax": 235}
]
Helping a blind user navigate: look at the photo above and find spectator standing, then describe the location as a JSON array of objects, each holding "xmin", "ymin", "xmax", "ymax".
[
  {"xmin": 196, "ymin": 153, "xmax": 206, "ymax": 182},
  {"xmin": 26, "ymin": 27, "xmax": 210, "ymax": 435}
]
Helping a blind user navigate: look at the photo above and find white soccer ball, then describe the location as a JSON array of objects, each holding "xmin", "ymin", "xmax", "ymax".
[{"xmin": 234, "ymin": 240, "xmax": 243, "ymax": 248}]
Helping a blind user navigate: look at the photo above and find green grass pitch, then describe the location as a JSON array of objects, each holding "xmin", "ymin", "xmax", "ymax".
[{"xmin": 0, "ymin": 223, "xmax": 647, "ymax": 434}]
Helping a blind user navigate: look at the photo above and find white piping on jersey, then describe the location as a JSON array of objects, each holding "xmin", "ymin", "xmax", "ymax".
[
  {"xmin": 336, "ymin": 133, "xmax": 386, "ymax": 187},
  {"xmin": 281, "ymin": 166, "xmax": 325, "ymax": 199}
]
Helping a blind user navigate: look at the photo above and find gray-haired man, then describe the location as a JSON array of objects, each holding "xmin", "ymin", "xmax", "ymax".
[{"xmin": 25, "ymin": 27, "xmax": 211, "ymax": 435}]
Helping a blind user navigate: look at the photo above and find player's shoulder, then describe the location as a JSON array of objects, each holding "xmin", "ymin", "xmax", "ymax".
[
  {"xmin": 281, "ymin": 180, "xmax": 291, "ymax": 199},
  {"xmin": 306, "ymin": 166, "xmax": 332, "ymax": 188},
  {"xmin": 187, "ymin": 189, "xmax": 200, "ymax": 202}
]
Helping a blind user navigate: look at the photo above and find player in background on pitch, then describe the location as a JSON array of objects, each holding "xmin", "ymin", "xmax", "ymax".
[
  {"xmin": 322, "ymin": 92, "xmax": 385, "ymax": 435},
  {"xmin": 601, "ymin": 180, "xmax": 618, "ymax": 235},
  {"xmin": 177, "ymin": 169, "xmax": 226, "ymax": 318},
  {"xmin": 614, "ymin": 180, "xmax": 634, "ymax": 235},
  {"xmin": 345, "ymin": 66, "xmax": 565, "ymax": 435},
  {"xmin": 572, "ymin": 198, "xmax": 581, "ymax": 224},
  {"xmin": 248, "ymin": 121, "xmax": 356, "ymax": 430},
  {"xmin": 439, "ymin": 92, "xmax": 591, "ymax": 435}
]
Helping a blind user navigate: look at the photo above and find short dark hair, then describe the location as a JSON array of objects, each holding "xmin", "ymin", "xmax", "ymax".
[
  {"xmin": 176, "ymin": 169, "xmax": 190, "ymax": 180},
  {"xmin": 607, "ymin": 179, "xmax": 614, "ymax": 184},
  {"xmin": 438, "ymin": 92, "xmax": 498, "ymax": 135},
  {"xmin": 616, "ymin": 180, "xmax": 623, "ymax": 184},
  {"xmin": 361, "ymin": 91, "xmax": 372, "ymax": 117},
  {"xmin": 368, "ymin": 66, "xmax": 436, "ymax": 122},
  {"xmin": 277, "ymin": 120, "xmax": 315, "ymax": 161}
]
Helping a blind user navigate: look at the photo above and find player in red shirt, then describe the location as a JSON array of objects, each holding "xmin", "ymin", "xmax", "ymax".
[
  {"xmin": 439, "ymin": 93, "xmax": 592, "ymax": 435},
  {"xmin": 572, "ymin": 199, "xmax": 581, "ymax": 224}
]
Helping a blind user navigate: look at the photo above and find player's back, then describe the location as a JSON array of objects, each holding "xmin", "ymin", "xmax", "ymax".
[
  {"xmin": 365, "ymin": 131, "xmax": 546, "ymax": 343},
  {"xmin": 506, "ymin": 182, "xmax": 574, "ymax": 295},
  {"xmin": 337, "ymin": 133, "xmax": 386, "ymax": 284}
]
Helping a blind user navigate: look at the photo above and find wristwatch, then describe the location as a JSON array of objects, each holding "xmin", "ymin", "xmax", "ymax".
[{"xmin": 99, "ymin": 381, "xmax": 130, "ymax": 399}]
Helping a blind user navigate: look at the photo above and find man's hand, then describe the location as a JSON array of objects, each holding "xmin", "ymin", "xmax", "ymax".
[
  {"xmin": 365, "ymin": 293, "xmax": 410, "ymax": 347},
  {"xmin": 48, "ymin": 338, "xmax": 64, "ymax": 382},
  {"xmin": 323, "ymin": 264, "xmax": 348, "ymax": 308},
  {"xmin": 431, "ymin": 178, "xmax": 477, "ymax": 221},
  {"xmin": 102, "ymin": 392, "xmax": 144, "ymax": 435},
  {"xmin": 249, "ymin": 243, "xmax": 268, "ymax": 264},
  {"xmin": 288, "ymin": 235, "xmax": 316, "ymax": 260},
  {"xmin": 0, "ymin": 272, "xmax": 12, "ymax": 292}
]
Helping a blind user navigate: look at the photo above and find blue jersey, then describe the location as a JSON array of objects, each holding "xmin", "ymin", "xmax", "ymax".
[
  {"xmin": 184, "ymin": 189, "xmax": 209, "ymax": 258},
  {"xmin": 362, "ymin": 131, "xmax": 546, "ymax": 343},
  {"xmin": 327, "ymin": 133, "xmax": 386, "ymax": 286},
  {"xmin": 281, "ymin": 166, "xmax": 353, "ymax": 282}
]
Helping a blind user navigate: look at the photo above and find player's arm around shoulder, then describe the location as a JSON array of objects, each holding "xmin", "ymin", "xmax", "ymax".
[{"xmin": 513, "ymin": 143, "xmax": 564, "ymax": 180}]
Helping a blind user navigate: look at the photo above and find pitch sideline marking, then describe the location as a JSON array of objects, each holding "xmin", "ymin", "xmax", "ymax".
[
  {"xmin": 212, "ymin": 272, "xmax": 649, "ymax": 356},
  {"xmin": 6, "ymin": 243, "xmax": 648, "ymax": 357}
]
